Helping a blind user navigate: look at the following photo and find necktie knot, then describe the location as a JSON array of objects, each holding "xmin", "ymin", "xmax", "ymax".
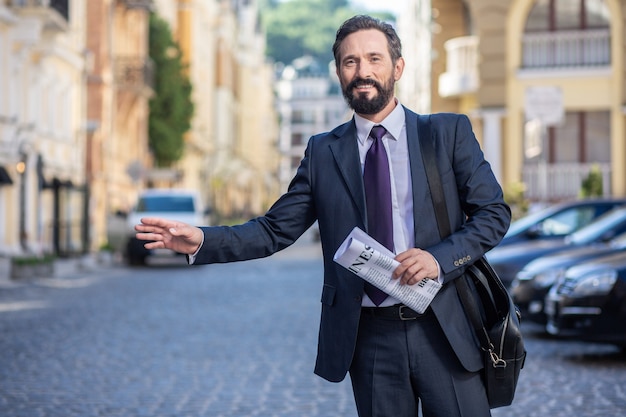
[{"xmin": 369, "ymin": 125, "xmax": 387, "ymax": 141}]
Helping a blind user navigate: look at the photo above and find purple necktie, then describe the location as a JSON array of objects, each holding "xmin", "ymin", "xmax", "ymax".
[{"xmin": 363, "ymin": 125, "xmax": 393, "ymax": 305}]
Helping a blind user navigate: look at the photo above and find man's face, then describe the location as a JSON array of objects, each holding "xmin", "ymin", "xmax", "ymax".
[{"xmin": 336, "ymin": 29, "xmax": 404, "ymax": 117}]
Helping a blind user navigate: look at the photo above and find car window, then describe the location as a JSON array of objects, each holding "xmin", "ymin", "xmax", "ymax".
[
  {"xmin": 535, "ymin": 207, "xmax": 596, "ymax": 236},
  {"xmin": 569, "ymin": 207, "xmax": 626, "ymax": 244},
  {"xmin": 137, "ymin": 196, "xmax": 195, "ymax": 212}
]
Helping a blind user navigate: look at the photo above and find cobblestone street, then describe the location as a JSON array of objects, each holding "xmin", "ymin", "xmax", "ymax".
[{"xmin": 1, "ymin": 237, "xmax": 625, "ymax": 416}]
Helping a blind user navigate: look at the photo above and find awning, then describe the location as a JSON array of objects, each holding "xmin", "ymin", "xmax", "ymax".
[{"xmin": 0, "ymin": 166, "xmax": 13, "ymax": 186}]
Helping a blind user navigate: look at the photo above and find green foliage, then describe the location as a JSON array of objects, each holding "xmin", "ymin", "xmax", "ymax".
[
  {"xmin": 148, "ymin": 14, "xmax": 194, "ymax": 167},
  {"xmin": 11, "ymin": 254, "xmax": 55, "ymax": 266},
  {"xmin": 580, "ymin": 164, "xmax": 604, "ymax": 198},
  {"xmin": 504, "ymin": 181, "xmax": 530, "ymax": 221},
  {"xmin": 261, "ymin": 0, "xmax": 394, "ymax": 67}
]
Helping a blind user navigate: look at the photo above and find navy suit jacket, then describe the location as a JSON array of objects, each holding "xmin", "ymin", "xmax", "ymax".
[{"xmin": 194, "ymin": 107, "xmax": 511, "ymax": 382}]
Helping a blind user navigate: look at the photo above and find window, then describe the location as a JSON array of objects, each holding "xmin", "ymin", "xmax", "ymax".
[
  {"xmin": 137, "ymin": 196, "xmax": 195, "ymax": 212},
  {"xmin": 526, "ymin": 0, "xmax": 609, "ymax": 32},
  {"xmin": 291, "ymin": 133, "xmax": 305, "ymax": 146},
  {"xmin": 549, "ymin": 111, "xmax": 610, "ymax": 164},
  {"xmin": 536, "ymin": 207, "xmax": 596, "ymax": 236},
  {"xmin": 290, "ymin": 156, "xmax": 301, "ymax": 170}
]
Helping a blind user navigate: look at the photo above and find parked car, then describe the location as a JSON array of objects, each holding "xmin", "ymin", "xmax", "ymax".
[
  {"xmin": 499, "ymin": 198, "xmax": 626, "ymax": 247},
  {"xmin": 486, "ymin": 205, "xmax": 626, "ymax": 289},
  {"xmin": 511, "ymin": 231, "xmax": 626, "ymax": 324},
  {"xmin": 125, "ymin": 189, "xmax": 208, "ymax": 265},
  {"xmin": 545, "ymin": 251, "xmax": 626, "ymax": 347}
]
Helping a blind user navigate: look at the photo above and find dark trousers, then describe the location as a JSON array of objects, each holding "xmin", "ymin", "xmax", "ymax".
[{"xmin": 349, "ymin": 308, "xmax": 491, "ymax": 417}]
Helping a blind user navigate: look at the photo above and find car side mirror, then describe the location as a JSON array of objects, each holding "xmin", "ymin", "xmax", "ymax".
[
  {"xmin": 526, "ymin": 224, "xmax": 543, "ymax": 239},
  {"xmin": 600, "ymin": 231, "xmax": 616, "ymax": 242}
]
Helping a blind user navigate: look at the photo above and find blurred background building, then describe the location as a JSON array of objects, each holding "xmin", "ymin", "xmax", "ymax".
[
  {"xmin": 1, "ymin": 0, "xmax": 625, "ymax": 273},
  {"xmin": 275, "ymin": 56, "xmax": 350, "ymax": 191},
  {"xmin": 0, "ymin": 0, "xmax": 88, "ymax": 259},
  {"xmin": 399, "ymin": 0, "xmax": 623, "ymax": 204}
]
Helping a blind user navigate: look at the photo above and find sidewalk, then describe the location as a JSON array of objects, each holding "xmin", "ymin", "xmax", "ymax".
[{"xmin": 0, "ymin": 252, "xmax": 121, "ymax": 291}]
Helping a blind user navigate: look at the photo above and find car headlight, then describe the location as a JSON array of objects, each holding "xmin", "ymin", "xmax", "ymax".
[
  {"xmin": 533, "ymin": 268, "xmax": 566, "ymax": 289},
  {"xmin": 570, "ymin": 270, "xmax": 618, "ymax": 297}
]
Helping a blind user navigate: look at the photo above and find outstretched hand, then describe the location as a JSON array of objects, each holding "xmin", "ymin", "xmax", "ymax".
[{"xmin": 134, "ymin": 217, "xmax": 204, "ymax": 255}]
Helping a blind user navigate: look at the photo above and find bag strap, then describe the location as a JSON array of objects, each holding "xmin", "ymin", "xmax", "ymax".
[{"xmin": 417, "ymin": 114, "xmax": 493, "ymax": 351}]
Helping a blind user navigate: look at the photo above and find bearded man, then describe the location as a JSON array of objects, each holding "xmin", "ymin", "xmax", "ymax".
[{"xmin": 135, "ymin": 15, "xmax": 510, "ymax": 417}]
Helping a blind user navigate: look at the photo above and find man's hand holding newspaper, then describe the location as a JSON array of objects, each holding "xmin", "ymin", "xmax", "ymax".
[{"xmin": 333, "ymin": 227, "xmax": 442, "ymax": 313}]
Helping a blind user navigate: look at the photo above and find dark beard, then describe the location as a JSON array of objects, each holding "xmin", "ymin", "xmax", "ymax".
[{"xmin": 342, "ymin": 77, "xmax": 394, "ymax": 115}]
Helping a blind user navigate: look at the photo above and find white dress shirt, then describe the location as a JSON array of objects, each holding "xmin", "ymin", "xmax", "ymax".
[{"xmin": 354, "ymin": 101, "xmax": 416, "ymax": 307}]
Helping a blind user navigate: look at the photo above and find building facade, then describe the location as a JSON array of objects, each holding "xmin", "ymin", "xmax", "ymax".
[
  {"xmin": 86, "ymin": 0, "xmax": 154, "ymax": 251},
  {"xmin": 153, "ymin": 0, "xmax": 280, "ymax": 223},
  {"xmin": 400, "ymin": 0, "xmax": 625, "ymax": 203},
  {"xmin": 0, "ymin": 0, "xmax": 88, "ymax": 259},
  {"xmin": 275, "ymin": 56, "xmax": 350, "ymax": 192}
]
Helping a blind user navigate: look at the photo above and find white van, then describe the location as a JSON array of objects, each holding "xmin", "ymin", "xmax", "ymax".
[{"xmin": 125, "ymin": 189, "xmax": 207, "ymax": 265}]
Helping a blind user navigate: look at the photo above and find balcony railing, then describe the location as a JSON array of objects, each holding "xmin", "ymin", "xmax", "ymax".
[
  {"xmin": 9, "ymin": 0, "xmax": 69, "ymax": 30},
  {"xmin": 10, "ymin": 0, "xmax": 68, "ymax": 21},
  {"xmin": 114, "ymin": 57, "xmax": 154, "ymax": 93},
  {"xmin": 522, "ymin": 162, "xmax": 611, "ymax": 201},
  {"xmin": 521, "ymin": 29, "xmax": 610, "ymax": 70},
  {"xmin": 438, "ymin": 36, "xmax": 479, "ymax": 97},
  {"xmin": 118, "ymin": 0, "xmax": 154, "ymax": 11}
]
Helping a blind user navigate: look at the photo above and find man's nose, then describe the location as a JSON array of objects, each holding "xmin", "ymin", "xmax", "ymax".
[{"xmin": 356, "ymin": 61, "xmax": 373, "ymax": 78}]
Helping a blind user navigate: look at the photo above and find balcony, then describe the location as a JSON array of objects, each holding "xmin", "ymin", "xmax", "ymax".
[
  {"xmin": 522, "ymin": 162, "xmax": 611, "ymax": 201},
  {"xmin": 521, "ymin": 29, "xmax": 610, "ymax": 71},
  {"xmin": 9, "ymin": 0, "xmax": 69, "ymax": 31},
  {"xmin": 114, "ymin": 56, "xmax": 154, "ymax": 94},
  {"xmin": 438, "ymin": 36, "xmax": 479, "ymax": 98}
]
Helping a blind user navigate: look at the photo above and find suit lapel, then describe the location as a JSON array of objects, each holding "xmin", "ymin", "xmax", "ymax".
[{"xmin": 329, "ymin": 119, "xmax": 367, "ymax": 227}]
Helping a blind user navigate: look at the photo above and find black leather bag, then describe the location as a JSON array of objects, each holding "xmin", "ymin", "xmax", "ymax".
[
  {"xmin": 418, "ymin": 115, "xmax": 526, "ymax": 408},
  {"xmin": 457, "ymin": 257, "xmax": 526, "ymax": 408}
]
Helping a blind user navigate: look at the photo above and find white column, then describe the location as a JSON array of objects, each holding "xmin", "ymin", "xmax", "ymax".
[{"xmin": 479, "ymin": 108, "xmax": 505, "ymax": 184}]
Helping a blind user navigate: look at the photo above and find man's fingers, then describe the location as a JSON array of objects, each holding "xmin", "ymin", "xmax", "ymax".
[
  {"xmin": 393, "ymin": 248, "xmax": 437, "ymax": 285},
  {"xmin": 136, "ymin": 232, "xmax": 164, "ymax": 241}
]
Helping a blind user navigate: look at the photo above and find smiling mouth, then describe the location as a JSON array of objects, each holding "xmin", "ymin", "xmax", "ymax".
[{"xmin": 352, "ymin": 81, "xmax": 377, "ymax": 96}]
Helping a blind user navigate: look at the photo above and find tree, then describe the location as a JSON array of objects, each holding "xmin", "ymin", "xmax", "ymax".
[
  {"xmin": 148, "ymin": 14, "xmax": 194, "ymax": 167},
  {"xmin": 261, "ymin": 0, "xmax": 393, "ymax": 67}
]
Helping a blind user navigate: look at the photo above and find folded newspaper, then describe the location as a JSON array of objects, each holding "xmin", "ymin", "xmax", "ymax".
[{"xmin": 333, "ymin": 227, "xmax": 442, "ymax": 314}]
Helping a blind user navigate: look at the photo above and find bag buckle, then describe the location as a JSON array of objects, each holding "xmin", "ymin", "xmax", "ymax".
[{"xmin": 489, "ymin": 350, "xmax": 507, "ymax": 368}]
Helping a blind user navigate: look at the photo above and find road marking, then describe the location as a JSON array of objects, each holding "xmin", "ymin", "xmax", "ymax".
[{"xmin": 0, "ymin": 300, "xmax": 49, "ymax": 313}]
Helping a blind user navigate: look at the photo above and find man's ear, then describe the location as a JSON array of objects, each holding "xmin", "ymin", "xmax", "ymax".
[{"xmin": 394, "ymin": 57, "xmax": 405, "ymax": 81}]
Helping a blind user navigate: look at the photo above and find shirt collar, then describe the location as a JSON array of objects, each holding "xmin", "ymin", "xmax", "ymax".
[{"xmin": 354, "ymin": 99, "xmax": 405, "ymax": 145}]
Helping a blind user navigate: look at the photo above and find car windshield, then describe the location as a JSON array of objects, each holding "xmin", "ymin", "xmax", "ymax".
[
  {"xmin": 136, "ymin": 196, "xmax": 195, "ymax": 212},
  {"xmin": 568, "ymin": 207, "xmax": 626, "ymax": 245},
  {"xmin": 505, "ymin": 204, "xmax": 589, "ymax": 236},
  {"xmin": 505, "ymin": 207, "xmax": 558, "ymax": 236}
]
